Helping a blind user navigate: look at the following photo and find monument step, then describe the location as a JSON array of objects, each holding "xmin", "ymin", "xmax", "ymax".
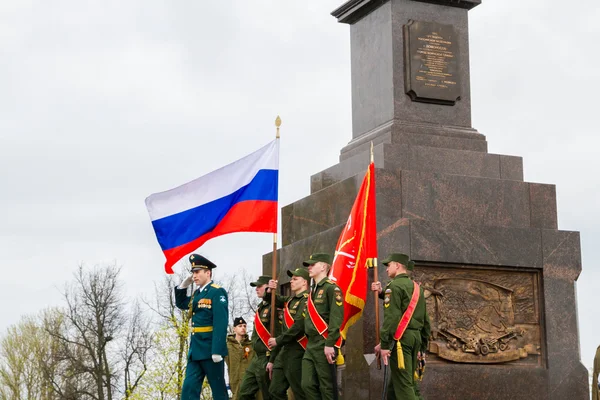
[
  {"xmin": 286, "ymin": 167, "xmax": 556, "ymax": 246},
  {"xmin": 340, "ymin": 127, "xmax": 488, "ymax": 161},
  {"xmin": 312, "ymin": 142, "xmax": 522, "ymax": 193}
]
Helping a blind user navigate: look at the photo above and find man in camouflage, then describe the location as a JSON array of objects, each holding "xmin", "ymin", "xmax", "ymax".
[{"xmin": 225, "ymin": 317, "xmax": 254, "ymax": 400}]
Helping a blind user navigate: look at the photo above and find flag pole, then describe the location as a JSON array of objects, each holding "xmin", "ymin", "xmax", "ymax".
[
  {"xmin": 370, "ymin": 141, "xmax": 382, "ymax": 370},
  {"xmin": 270, "ymin": 116, "xmax": 281, "ymax": 337}
]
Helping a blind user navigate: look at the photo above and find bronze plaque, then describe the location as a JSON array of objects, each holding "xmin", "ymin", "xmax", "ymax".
[
  {"xmin": 413, "ymin": 264, "xmax": 543, "ymax": 365},
  {"xmin": 404, "ymin": 20, "xmax": 461, "ymax": 105}
]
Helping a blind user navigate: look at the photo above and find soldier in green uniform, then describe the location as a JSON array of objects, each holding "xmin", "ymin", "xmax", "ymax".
[
  {"xmin": 225, "ymin": 317, "xmax": 254, "ymax": 400},
  {"xmin": 265, "ymin": 267, "xmax": 310, "ymax": 400},
  {"xmin": 300, "ymin": 253, "xmax": 344, "ymax": 400},
  {"xmin": 371, "ymin": 253, "xmax": 430, "ymax": 400},
  {"xmin": 174, "ymin": 254, "xmax": 229, "ymax": 400},
  {"xmin": 238, "ymin": 275, "xmax": 282, "ymax": 400}
]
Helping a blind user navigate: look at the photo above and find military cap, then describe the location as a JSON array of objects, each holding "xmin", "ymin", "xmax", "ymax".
[
  {"xmin": 381, "ymin": 253, "xmax": 411, "ymax": 269},
  {"xmin": 287, "ymin": 267, "xmax": 310, "ymax": 281},
  {"xmin": 189, "ymin": 254, "xmax": 217, "ymax": 271},
  {"xmin": 249, "ymin": 275, "xmax": 272, "ymax": 287},
  {"xmin": 233, "ymin": 317, "xmax": 247, "ymax": 327},
  {"xmin": 302, "ymin": 252, "xmax": 333, "ymax": 266}
]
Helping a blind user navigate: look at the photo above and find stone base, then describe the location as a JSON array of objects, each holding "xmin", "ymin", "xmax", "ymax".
[{"xmin": 266, "ymin": 143, "xmax": 588, "ymax": 399}]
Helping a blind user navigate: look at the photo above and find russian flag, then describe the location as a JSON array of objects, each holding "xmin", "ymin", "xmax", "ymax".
[{"xmin": 145, "ymin": 140, "xmax": 279, "ymax": 273}]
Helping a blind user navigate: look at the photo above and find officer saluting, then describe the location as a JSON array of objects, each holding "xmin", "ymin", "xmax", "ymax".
[{"xmin": 175, "ymin": 254, "xmax": 229, "ymax": 400}]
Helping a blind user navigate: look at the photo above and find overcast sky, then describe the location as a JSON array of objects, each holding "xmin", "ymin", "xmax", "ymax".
[{"xmin": 1, "ymin": 0, "xmax": 598, "ymax": 374}]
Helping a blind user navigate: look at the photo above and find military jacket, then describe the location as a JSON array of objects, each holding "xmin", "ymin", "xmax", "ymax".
[
  {"xmin": 268, "ymin": 290, "xmax": 309, "ymax": 363},
  {"xmin": 380, "ymin": 274, "xmax": 430, "ymax": 350},
  {"xmin": 225, "ymin": 334, "xmax": 254, "ymax": 398},
  {"xmin": 251, "ymin": 299, "xmax": 282, "ymax": 356},
  {"xmin": 304, "ymin": 277, "xmax": 344, "ymax": 348},
  {"xmin": 175, "ymin": 281, "xmax": 228, "ymax": 360}
]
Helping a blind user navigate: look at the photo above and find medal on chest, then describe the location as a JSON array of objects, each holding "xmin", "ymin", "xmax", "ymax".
[{"xmin": 197, "ymin": 298, "xmax": 212, "ymax": 309}]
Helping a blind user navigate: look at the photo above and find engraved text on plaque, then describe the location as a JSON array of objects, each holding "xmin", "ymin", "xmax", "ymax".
[{"xmin": 404, "ymin": 20, "xmax": 461, "ymax": 105}]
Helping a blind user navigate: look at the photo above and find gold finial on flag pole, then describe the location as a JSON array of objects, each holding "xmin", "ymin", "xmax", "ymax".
[
  {"xmin": 275, "ymin": 115, "xmax": 282, "ymax": 138},
  {"xmin": 270, "ymin": 114, "xmax": 281, "ymax": 336}
]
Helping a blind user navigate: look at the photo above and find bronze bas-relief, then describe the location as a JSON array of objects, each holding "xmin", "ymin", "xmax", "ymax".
[{"xmin": 413, "ymin": 265, "xmax": 542, "ymax": 365}]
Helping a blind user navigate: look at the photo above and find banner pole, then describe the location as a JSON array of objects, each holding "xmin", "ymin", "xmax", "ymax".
[
  {"xmin": 270, "ymin": 116, "xmax": 282, "ymax": 336},
  {"xmin": 370, "ymin": 141, "xmax": 382, "ymax": 370}
]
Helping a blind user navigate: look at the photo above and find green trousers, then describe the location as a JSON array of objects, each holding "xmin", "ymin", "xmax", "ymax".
[
  {"xmin": 387, "ymin": 329, "xmax": 421, "ymax": 400},
  {"xmin": 181, "ymin": 358, "xmax": 228, "ymax": 400},
  {"xmin": 269, "ymin": 349, "xmax": 305, "ymax": 400},
  {"xmin": 239, "ymin": 353, "xmax": 270, "ymax": 400},
  {"xmin": 301, "ymin": 344, "xmax": 337, "ymax": 400}
]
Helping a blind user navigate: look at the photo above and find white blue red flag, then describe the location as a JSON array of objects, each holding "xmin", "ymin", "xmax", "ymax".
[{"xmin": 146, "ymin": 140, "xmax": 279, "ymax": 273}]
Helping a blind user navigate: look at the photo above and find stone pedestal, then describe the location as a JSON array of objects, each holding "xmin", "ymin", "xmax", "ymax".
[{"xmin": 263, "ymin": 1, "xmax": 589, "ymax": 399}]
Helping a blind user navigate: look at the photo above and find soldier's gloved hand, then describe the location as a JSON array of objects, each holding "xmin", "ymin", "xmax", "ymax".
[
  {"xmin": 179, "ymin": 275, "xmax": 193, "ymax": 289},
  {"xmin": 212, "ymin": 354, "xmax": 223, "ymax": 363}
]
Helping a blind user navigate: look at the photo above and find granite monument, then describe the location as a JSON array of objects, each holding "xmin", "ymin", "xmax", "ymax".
[{"xmin": 264, "ymin": 1, "xmax": 589, "ymax": 398}]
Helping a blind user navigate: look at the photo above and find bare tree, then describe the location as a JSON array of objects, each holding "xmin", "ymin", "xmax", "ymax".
[
  {"xmin": 122, "ymin": 300, "xmax": 153, "ymax": 400},
  {"xmin": 142, "ymin": 271, "xmax": 191, "ymax": 400},
  {"xmin": 217, "ymin": 268, "xmax": 258, "ymax": 331}
]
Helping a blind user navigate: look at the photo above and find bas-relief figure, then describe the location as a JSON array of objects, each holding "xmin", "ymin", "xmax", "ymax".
[{"xmin": 413, "ymin": 266, "xmax": 542, "ymax": 365}]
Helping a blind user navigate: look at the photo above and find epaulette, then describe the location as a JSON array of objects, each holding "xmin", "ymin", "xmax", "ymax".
[
  {"xmin": 211, "ymin": 283, "xmax": 221, "ymax": 289},
  {"xmin": 326, "ymin": 279, "xmax": 334, "ymax": 284},
  {"xmin": 303, "ymin": 293, "xmax": 309, "ymax": 298}
]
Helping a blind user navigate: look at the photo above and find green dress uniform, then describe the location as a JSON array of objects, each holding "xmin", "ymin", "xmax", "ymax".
[
  {"xmin": 174, "ymin": 254, "xmax": 229, "ymax": 400},
  {"xmin": 239, "ymin": 276, "xmax": 282, "ymax": 400},
  {"xmin": 268, "ymin": 268, "xmax": 310, "ymax": 400},
  {"xmin": 379, "ymin": 254, "xmax": 430, "ymax": 400},
  {"xmin": 225, "ymin": 327, "xmax": 254, "ymax": 400},
  {"xmin": 300, "ymin": 253, "xmax": 344, "ymax": 400}
]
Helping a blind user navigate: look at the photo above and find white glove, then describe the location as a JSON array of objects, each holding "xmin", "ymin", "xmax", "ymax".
[
  {"xmin": 179, "ymin": 275, "xmax": 193, "ymax": 289},
  {"xmin": 212, "ymin": 354, "xmax": 223, "ymax": 363}
]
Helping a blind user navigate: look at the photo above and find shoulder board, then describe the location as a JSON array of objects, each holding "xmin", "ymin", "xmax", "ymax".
[
  {"xmin": 303, "ymin": 293, "xmax": 309, "ymax": 298},
  {"xmin": 210, "ymin": 283, "xmax": 221, "ymax": 289},
  {"xmin": 325, "ymin": 279, "xmax": 334, "ymax": 284}
]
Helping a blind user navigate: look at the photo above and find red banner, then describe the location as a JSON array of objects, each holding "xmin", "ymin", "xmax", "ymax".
[{"xmin": 328, "ymin": 162, "xmax": 377, "ymax": 339}]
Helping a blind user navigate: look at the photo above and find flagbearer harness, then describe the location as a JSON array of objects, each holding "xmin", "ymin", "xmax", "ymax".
[
  {"xmin": 253, "ymin": 309, "xmax": 273, "ymax": 352},
  {"xmin": 392, "ymin": 281, "xmax": 420, "ymax": 369},
  {"xmin": 283, "ymin": 301, "xmax": 308, "ymax": 349},
  {"xmin": 307, "ymin": 291, "xmax": 346, "ymax": 366}
]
